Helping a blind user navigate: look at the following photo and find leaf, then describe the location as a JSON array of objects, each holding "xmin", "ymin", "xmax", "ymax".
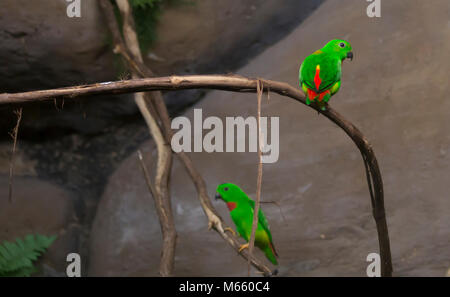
[{"xmin": 0, "ymin": 234, "xmax": 57, "ymax": 277}]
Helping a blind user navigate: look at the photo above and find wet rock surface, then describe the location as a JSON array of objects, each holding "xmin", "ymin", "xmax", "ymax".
[{"xmin": 89, "ymin": 0, "xmax": 450, "ymax": 276}]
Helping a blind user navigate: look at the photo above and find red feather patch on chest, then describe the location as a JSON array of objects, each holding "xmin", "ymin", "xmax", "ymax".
[
  {"xmin": 226, "ymin": 202, "xmax": 237, "ymax": 211},
  {"xmin": 314, "ymin": 65, "xmax": 322, "ymax": 90}
]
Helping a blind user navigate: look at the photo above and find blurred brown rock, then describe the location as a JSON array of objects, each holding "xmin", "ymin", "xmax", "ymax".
[{"xmin": 0, "ymin": 175, "xmax": 80, "ymax": 276}]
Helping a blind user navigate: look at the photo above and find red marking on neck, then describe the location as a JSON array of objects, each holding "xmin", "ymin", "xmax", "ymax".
[
  {"xmin": 226, "ymin": 202, "xmax": 237, "ymax": 211},
  {"xmin": 314, "ymin": 66, "xmax": 321, "ymax": 90}
]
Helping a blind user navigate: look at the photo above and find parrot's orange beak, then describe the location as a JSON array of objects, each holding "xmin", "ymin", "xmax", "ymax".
[{"xmin": 347, "ymin": 52, "xmax": 353, "ymax": 61}]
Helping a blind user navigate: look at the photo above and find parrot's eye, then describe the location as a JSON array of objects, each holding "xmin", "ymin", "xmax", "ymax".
[
  {"xmin": 224, "ymin": 187, "xmax": 229, "ymax": 191},
  {"xmin": 339, "ymin": 42, "xmax": 345, "ymax": 48}
]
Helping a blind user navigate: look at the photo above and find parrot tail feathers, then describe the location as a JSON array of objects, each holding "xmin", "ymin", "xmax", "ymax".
[
  {"xmin": 316, "ymin": 100, "xmax": 327, "ymax": 111},
  {"xmin": 305, "ymin": 87, "xmax": 330, "ymax": 111},
  {"xmin": 265, "ymin": 244, "xmax": 278, "ymax": 266}
]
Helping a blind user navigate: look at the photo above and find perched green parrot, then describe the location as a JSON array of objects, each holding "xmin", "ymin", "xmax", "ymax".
[
  {"xmin": 215, "ymin": 183, "xmax": 278, "ymax": 265},
  {"xmin": 299, "ymin": 39, "xmax": 353, "ymax": 110}
]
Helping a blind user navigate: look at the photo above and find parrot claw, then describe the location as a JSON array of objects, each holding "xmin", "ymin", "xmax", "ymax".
[
  {"xmin": 238, "ymin": 243, "xmax": 249, "ymax": 253},
  {"xmin": 224, "ymin": 227, "xmax": 237, "ymax": 236}
]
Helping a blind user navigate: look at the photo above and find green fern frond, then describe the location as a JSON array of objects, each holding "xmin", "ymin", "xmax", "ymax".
[
  {"xmin": 1, "ymin": 265, "xmax": 38, "ymax": 277},
  {"xmin": 0, "ymin": 234, "xmax": 56, "ymax": 277}
]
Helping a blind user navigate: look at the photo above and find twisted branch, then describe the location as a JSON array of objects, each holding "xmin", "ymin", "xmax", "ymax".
[
  {"xmin": 99, "ymin": 0, "xmax": 273, "ymax": 276},
  {"xmin": 99, "ymin": 0, "xmax": 176, "ymax": 276},
  {"xmin": 0, "ymin": 74, "xmax": 392, "ymax": 276}
]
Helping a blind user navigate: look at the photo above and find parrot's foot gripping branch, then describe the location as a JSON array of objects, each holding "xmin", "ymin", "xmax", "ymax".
[
  {"xmin": 224, "ymin": 227, "xmax": 237, "ymax": 236},
  {"xmin": 238, "ymin": 243, "xmax": 249, "ymax": 253}
]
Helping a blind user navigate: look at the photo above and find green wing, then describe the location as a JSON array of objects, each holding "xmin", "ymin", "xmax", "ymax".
[
  {"xmin": 248, "ymin": 199, "xmax": 274, "ymax": 244},
  {"xmin": 299, "ymin": 53, "xmax": 342, "ymax": 93}
]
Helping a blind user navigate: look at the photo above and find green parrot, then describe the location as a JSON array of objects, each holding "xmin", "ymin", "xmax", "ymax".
[
  {"xmin": 299, "ymin": 39, "xmax": 353, "ymax": 111},
  {"xmin": 215, "ymin": 183, "xmax": 278, "ymax": 265}
]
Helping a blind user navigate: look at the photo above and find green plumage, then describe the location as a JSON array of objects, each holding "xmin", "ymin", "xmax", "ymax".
[
  {"xmin": 216, "ymin": 183, "xmax": 278, "ymax": 265},
  {"xmin": 0, "ymin": 234, "xmax": 57, "ymax": 277},
  {"xmin": 299, "ymin": 39, "xmax": 353, "ymax": 110}
]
